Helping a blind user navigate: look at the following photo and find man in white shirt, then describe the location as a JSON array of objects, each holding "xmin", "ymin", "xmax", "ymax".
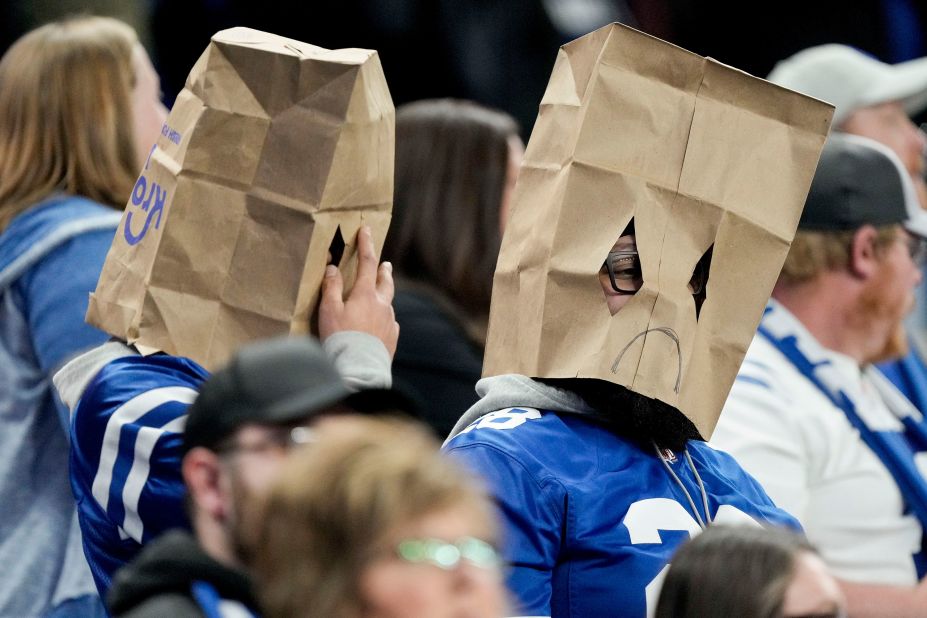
[
  {"xmin": 712, "ymin": 134, "xmax": 927, "ymax": 617},
  {"xmin": 768, "ymin": 44, "xmax": 927, "ymax": 382}
]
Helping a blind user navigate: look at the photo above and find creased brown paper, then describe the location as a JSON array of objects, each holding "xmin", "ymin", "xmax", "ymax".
[
  {"xmin": 86, "ymin": 27, "xmax": 394, "ymax": 370},
  {"xmin": 483, "ymin": 23, "xmax": 833, "ymax": 437}
]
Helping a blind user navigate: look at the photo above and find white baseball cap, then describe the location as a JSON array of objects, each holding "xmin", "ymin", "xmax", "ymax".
[{"xmin": 768, "ymin": 44, "xmax": 927, "ymax": 126}]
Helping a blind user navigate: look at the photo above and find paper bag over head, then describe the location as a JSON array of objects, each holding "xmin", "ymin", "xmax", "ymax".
[
  {"xmin": 86, "ymin": 27, "xmax": 395, "ymax": 371},
  {"xmin": 483, "ymin": 23, "xmax": 834, "ymax": 438}
]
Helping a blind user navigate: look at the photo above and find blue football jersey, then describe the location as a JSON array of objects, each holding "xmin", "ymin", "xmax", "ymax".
[
  {"xmin": 69, "ymin": 354, "xmax": 209, "ymax": 594},
  {"xmin": 444, "ymin": 408, "xmax": 800, "ymax": 618}
]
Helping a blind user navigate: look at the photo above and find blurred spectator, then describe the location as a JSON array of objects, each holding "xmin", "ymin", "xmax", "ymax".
[
  {"xmin": 106, "ymin": 336, "xmax": 409, "ymax": 617},
  {"xmin": 767, "ymin": 43, "xmax": 927, "ymax": 206},
  {"xmin": 712, "ymin": 135, "xmax": 927, "ymax": 616},
  {"xmin": 0, "ymin": 16, "xmax": 165, "ymax": 617},
  {"xmin": 764, "ymin": 42, "xmax": 927, "ymax": 413},
  {"xmin": 655, "ymin": 525, "xmax": 846, "ymax": 618},
  {"xmin": 253, "ymin": 415, "xmax": 509, "ymax": 618},
  {"xmin": 384, "ymin": 99, "xmax": 522, "ymax": 435}
]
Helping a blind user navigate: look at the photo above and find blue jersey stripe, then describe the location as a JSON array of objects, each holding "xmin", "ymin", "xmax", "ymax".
[{"xmin": 92, "ymin": 387, "xmax": 197, "ymax": 519}]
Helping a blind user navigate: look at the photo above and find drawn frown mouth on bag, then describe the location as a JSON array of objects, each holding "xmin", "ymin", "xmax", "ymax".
[{"xmin": 611, "ymin": 327, "xmax": 682, "ymax": 394}]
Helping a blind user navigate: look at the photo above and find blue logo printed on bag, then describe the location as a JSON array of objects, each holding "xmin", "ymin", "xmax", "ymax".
[{"xmin": 124, "ymin": 145, "xmax": 167, "ymax": 246}]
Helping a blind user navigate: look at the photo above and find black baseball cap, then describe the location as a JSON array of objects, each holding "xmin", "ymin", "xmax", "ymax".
[
  {"xmin": 183, "ymin": 336, "xmax": 411, "ymax": 453},
  {"xmin": 799, "ymin": 133, "xmax": 927, "ymax": 236}
]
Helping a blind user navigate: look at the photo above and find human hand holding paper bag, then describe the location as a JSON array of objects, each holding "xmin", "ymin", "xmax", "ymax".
[{"xmin": 319, "ymin": 225, "xmax": 399, "ymax": 357}]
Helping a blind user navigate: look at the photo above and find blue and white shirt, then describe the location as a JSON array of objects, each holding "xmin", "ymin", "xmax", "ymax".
[
  {"xmin": 68, "ymin": 353, "xmax": 208, "ymax": 594},
  {"xmin": 713, "ymin": 300, "xmax": 926, "ymax": 585},
  {"xmin": 445, "ymin": 405, "xmax": 799, "ymax": 618}
]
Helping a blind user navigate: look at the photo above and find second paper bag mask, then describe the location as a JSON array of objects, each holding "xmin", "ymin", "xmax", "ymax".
[
  {"xmin": 86, "ymin": 27, "xmax": 394, "ymax": 370},
  {"xmin": 484, "ymin": 23, "xmax": 834, "ymax": 437}
]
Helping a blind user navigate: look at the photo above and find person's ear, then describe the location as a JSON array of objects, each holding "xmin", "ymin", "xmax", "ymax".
[
  {"xmin": 848, "ymin": 225, "xmax": 881, "ymax": 280},
  {"xmin": 182, "ymin": 447, "xmax": 229, "ymax": 521}
]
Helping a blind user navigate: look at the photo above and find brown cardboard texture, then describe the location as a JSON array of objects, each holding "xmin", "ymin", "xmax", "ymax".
[
  {"xmin": 483, "ymin": 23, "xmax": 833, "ymax": 438},
  {"xmin": 86, "ymin": 27, "xmax": 394, "ymax": 370}
]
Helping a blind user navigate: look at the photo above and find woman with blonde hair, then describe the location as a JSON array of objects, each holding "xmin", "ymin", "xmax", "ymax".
[
  {"xmin": 253, "ymin": 416, "xmax": 509, "ymax": 618},
  {"xmin": 0, "ymin": 16, "xmax": 166, "ymax": 616}
]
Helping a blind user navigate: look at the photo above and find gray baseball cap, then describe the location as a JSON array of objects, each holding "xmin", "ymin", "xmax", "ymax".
[
  {"xmin": 800, "ymin": 134, "xmax": 927, "ymax": 237},
  {"xmin": 183, "ymin": 336, "xmax": 409, "ymax": 453}
]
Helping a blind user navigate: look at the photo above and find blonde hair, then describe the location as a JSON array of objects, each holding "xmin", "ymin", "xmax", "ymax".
[
  {"xmin": 779, "ymin": 226, "xmax": 899, "ymax": 285},
  {"xmin": 0, "ymin": 16, "xmax": 141, "ymax": 231},
  {"xmin": 254, "ymin": 417, "xmax": 498, "ymax": 618}
]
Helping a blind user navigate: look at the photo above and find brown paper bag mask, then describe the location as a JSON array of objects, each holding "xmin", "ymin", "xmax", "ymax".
[
  {"xmin": 86, "ymin": 27, "xmax": 394, "ymax": 370},
  {"xmin": 483, "ymin": 24, "xmax": 833, "ymax": 437}
]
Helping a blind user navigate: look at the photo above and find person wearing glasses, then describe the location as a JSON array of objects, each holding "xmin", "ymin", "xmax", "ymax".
[
  {"xmin": 104, "ymin": 337, "xmax": 410, "ymax": 618},
  {"xmin": 712, "ymin": 134, "xmax": 927, "ymax": 617},
  {"xmin": 767, "ymin": 42, "xmax": 927, "ymax": 450},
  {"xmin": 444, "ymin": 204, "xmax": 797, "ymax": 616},
  {"xmin": 599, "ymin": 220, "xmax": 709, "ymax": 317},
  {"xmin": 253, "ymin": 415, "xmax": 509, "ymax": 618}
]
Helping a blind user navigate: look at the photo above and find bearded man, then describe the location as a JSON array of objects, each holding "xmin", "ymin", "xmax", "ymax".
[{"xmin": 712, "ymin": 134, "xmax": 927, "ymax": 617}]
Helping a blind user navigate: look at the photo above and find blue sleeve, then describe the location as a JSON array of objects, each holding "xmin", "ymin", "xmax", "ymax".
[
  {"xmin": 71, "ymin": 357, "xmax": 206, "ymax": 547},
  {"xmin": 19, "ymin": 227, "xmax": 114, "ymax": 373},
  {"xmin": 446, "ymin": 442, "xmax": 565, "ymax": 617}
]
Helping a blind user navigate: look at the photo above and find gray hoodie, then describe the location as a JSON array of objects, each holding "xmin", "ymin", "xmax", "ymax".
[
  {"xmin": 54, "ymin": 331, "xmax": 393, "ymax": 413},
  {"xmin": 446, "ymin": 374, "xmax": 596, "ymax": 442}
]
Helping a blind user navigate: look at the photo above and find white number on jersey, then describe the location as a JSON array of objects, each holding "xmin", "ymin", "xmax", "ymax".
[
  {"xmin": 623, "ymin": 497, "xmax": 761, "ymax": 617},
  {"xmin": 458, "ymin": 408, "xmax": 542, "ymax": 435}
]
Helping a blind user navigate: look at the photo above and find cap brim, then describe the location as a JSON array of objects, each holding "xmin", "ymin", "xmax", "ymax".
[{"xmin": 860, "ymin": 56, "xmax": 927, "ymax": 116}]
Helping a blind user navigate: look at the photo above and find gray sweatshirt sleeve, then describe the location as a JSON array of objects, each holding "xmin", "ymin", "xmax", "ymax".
[
  {"xmin": 321, "ymin": 331, "xmax": 392, "ymax": 391},
  {"xmin": 53, "ymin": 340, "xmax": 139, "ymax": 414}
]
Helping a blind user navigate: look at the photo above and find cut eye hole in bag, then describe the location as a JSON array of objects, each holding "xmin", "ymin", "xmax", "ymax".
[{"xmin": 601, "ymin": 247, "xmax": 711, "ymax": 298}]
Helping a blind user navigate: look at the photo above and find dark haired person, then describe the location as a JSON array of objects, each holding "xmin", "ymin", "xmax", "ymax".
[
  {"xmin": 444, "ymin": 222, "xmax": 797, "ymax": 617},
  {"xmin": 383, "ymin": 99, "xmax": 522, "ymax": 435},
  {"xmin": 655, "ymin": 526, "xmax": 845, "ymax": 618}
]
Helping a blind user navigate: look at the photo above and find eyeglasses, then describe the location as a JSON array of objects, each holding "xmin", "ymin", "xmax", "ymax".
[
  {"xmin": 601, "ymin": 250, "xmax": 707, "ymax": 296},
  {"xmin": 396, "ymin": 537, "xmax": 501, "ymax": 571},
  {"xmin": 214, "ymin": 425, "xmax": 315, "ymax": 456}
]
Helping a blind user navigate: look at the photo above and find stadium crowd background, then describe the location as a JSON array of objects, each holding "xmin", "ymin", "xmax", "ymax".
[
  {"xmin": 3, "ymin": 0, "xmax": 926, "ymax": 137},
  {"xmin": 4, "ymin": 2, "xmax": 927, "ymax": 617}
]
